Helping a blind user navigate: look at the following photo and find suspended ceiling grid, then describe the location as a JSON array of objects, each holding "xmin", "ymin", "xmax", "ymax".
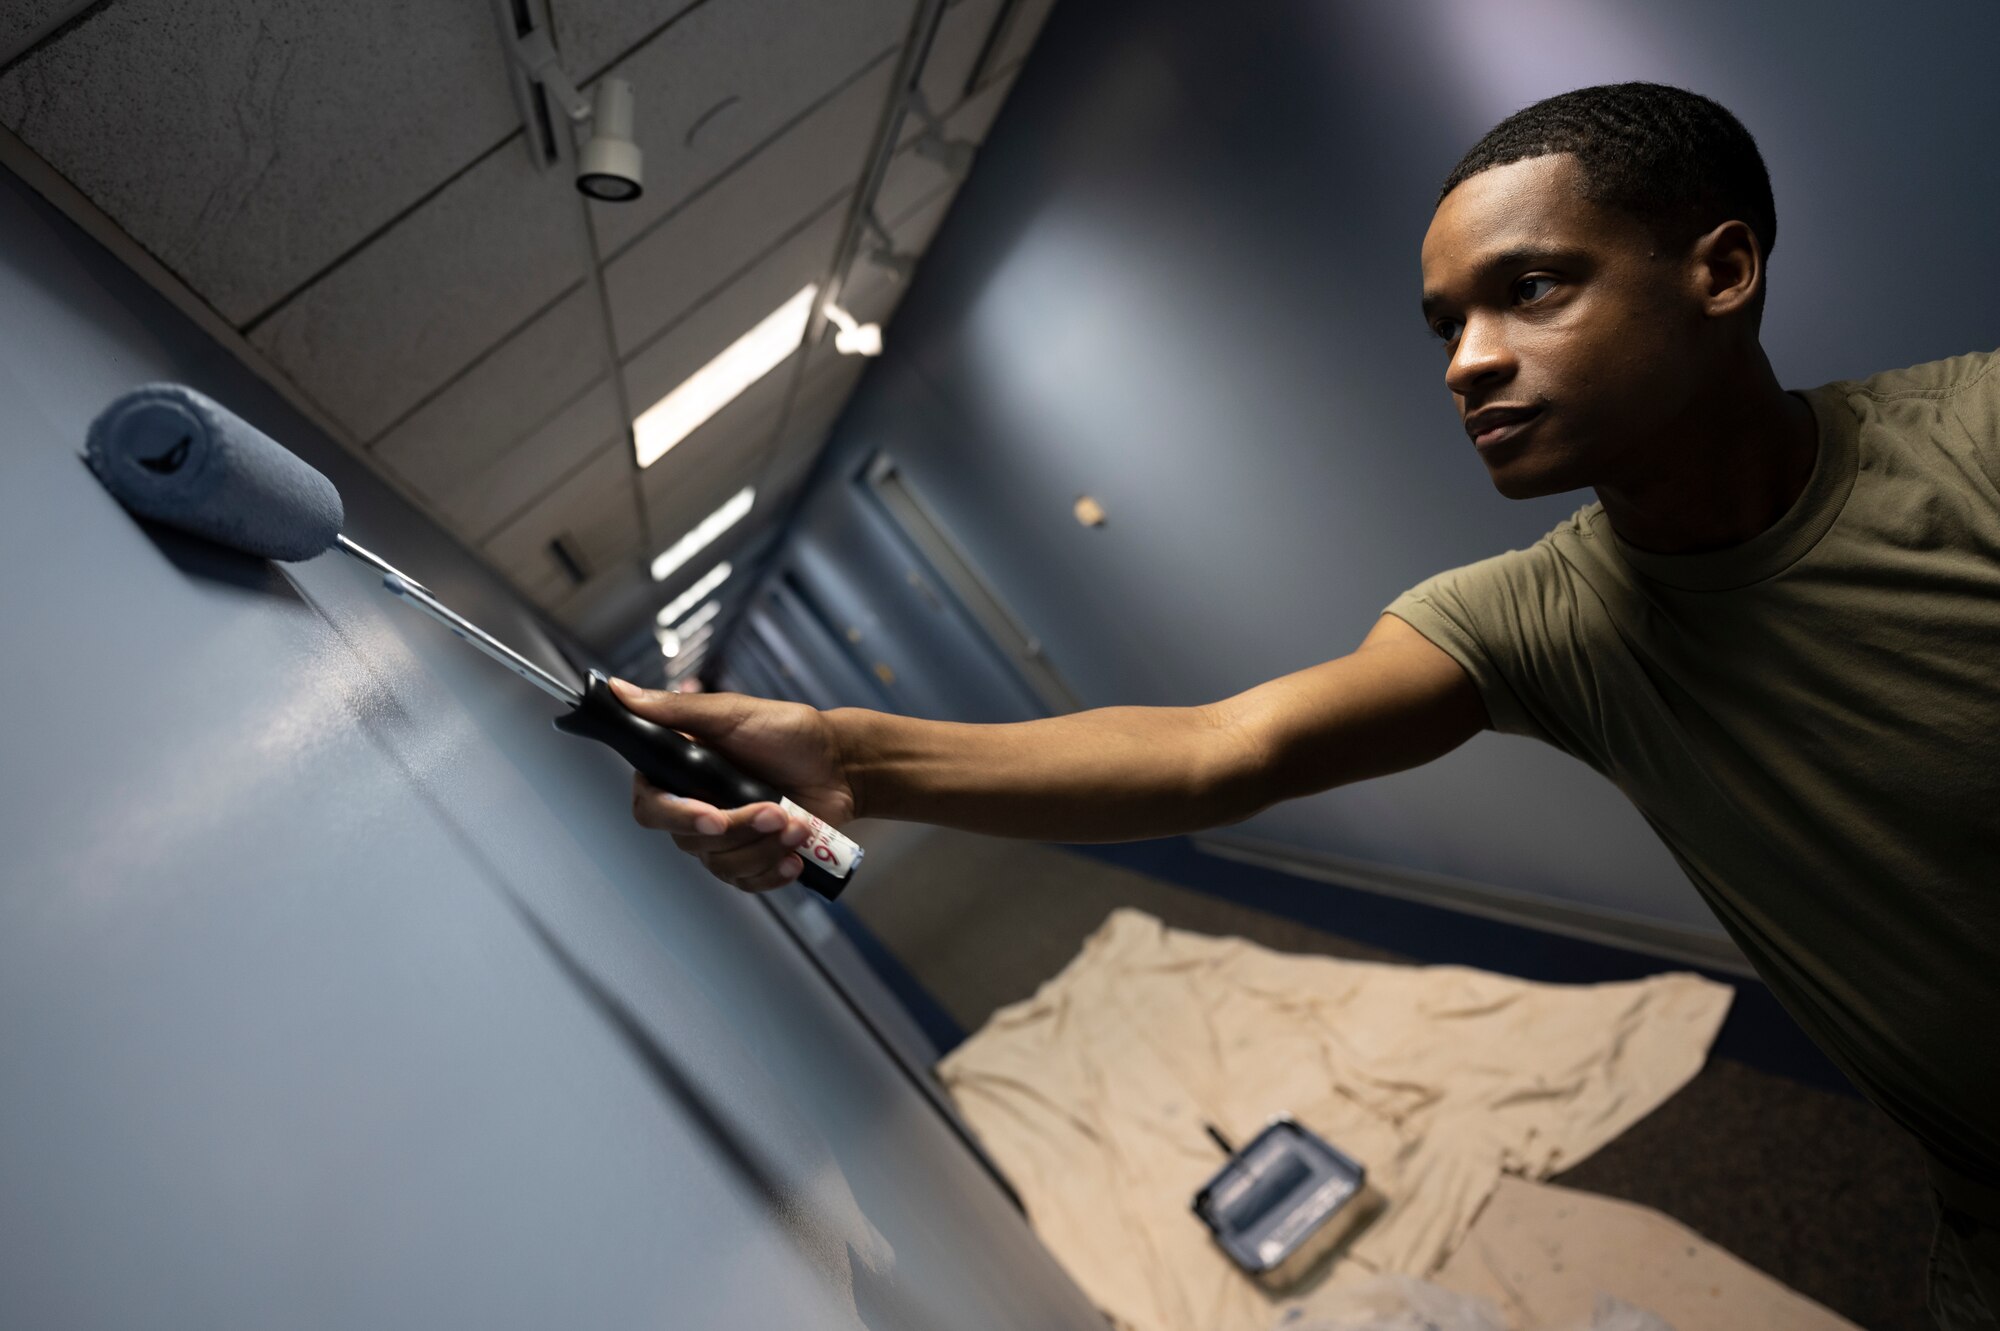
[{"xmin": 0, "ymin": 0, "xmax": 1055, "ymax": 655}]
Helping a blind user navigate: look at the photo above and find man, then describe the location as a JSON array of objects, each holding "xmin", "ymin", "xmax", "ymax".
[{"xmin": 611, "ymin": 84, "xmax": 1998, "ymax": 1325}]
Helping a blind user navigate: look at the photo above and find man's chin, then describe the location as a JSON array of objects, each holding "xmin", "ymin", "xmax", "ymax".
[{"xmin": 1483, "ymin": 460, "xmax": 1587, "ymax": 502}]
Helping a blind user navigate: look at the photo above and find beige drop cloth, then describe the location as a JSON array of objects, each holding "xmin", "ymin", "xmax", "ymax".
[{"xmin": 938, "ymin": 909, "xmax": 1733, "ymax": 1331}]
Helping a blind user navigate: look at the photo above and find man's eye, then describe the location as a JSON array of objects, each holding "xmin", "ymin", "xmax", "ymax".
[
  {"xmin": 1515, "ymin": 275, "xmax": 1557, "ymax": 303},
  {"xmin": 1432, "ymin": 318, "xmax": 1462, "ymax": 344}
]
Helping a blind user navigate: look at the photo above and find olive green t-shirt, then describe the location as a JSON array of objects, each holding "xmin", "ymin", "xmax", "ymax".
[{"xmin": 1385, "ymin": 350, "xmax": 2000, "ymax": 1221}]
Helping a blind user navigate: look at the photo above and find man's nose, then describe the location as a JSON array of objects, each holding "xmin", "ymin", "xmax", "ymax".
[{"xmin": 1445, "ymin": 314, "xmax": 1514, "ymax": 399}]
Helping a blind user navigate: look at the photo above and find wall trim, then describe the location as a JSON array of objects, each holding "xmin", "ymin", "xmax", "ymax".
[{"xmin": 1191, "ymin": 831, "xmax": 1753, "ymax": 977}]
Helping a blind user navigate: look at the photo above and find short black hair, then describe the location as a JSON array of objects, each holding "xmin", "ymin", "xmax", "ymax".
[{"xmin": 1439, "ymin": 83, "xmax": 1776, "ymax": 264}]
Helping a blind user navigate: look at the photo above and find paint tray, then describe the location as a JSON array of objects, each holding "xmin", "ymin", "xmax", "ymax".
[{"xmin": 1191, "ymin": 1117, "xmax": 1375, "ymax": 1286}]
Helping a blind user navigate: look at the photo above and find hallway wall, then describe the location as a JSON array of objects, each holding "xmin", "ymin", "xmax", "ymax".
[{"xmin": 0, "ymin": 159, "xmax": 1100, "ymax": 1331}]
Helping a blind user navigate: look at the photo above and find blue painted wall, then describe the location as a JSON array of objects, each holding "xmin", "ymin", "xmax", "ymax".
[
  {"xmin": 738, "ymin": 0, "xmax": 2000, "ymax": 936},
  {"xmin": 0, "ymin": 163, "xmax": 1101, "ymax": 1330}
]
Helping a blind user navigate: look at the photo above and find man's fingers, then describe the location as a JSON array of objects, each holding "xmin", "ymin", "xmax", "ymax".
[
  {"xmin": 701, "ymin": 824, "xmax": 807, "ymax": 881},
  {"xmin": 692, "ymin": 791, "xmax": 792, "ymax": 843},
  {"xmin": 732, "ymin": 854, "xmax": 804, "ymax": 893},
  {"xmin": 625, "ymin": 772, "xmax": 810, "ymax": 891},
  {"xmin": 677, "ymin": 800, "xmax": 792, "ymax": 851},
  {"xmin": 630, "ymin": 773, "xmax": 727, "ymax": 835}
]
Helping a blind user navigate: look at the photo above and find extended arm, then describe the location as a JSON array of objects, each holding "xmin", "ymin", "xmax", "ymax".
[
  {"xmin": 840, "ymin": 614, "xmax": 1486, "ymax": 840},
  {"xmin": 616, "ymin": 615, "xmax": 1487, "ymax": 890}
]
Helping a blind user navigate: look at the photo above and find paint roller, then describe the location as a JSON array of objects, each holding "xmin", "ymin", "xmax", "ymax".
[{"xmin": 85, "ymin": 383, "xmax": 861, "ymax": 899}]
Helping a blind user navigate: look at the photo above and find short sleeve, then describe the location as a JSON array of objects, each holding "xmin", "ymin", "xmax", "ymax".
[
  {"xmin": 1942, "ymin": 350, "xmax": 2000, "ymax": 497},
  {"xmin": 1851, "ymin": 348, "xmax": 2000, "ymax": 500},
  {"xmin": 1383, "ymin": 535, "xmax": 1607, "ymax": 761}
]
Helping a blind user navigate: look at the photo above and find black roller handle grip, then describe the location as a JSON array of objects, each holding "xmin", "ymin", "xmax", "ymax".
[{"xmin": 553, "ymin": 672, "xmax": 860, "ymax": 900}]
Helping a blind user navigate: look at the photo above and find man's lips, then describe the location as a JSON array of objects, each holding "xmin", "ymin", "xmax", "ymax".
[{"xmin": 1465, "ymin": 405, "xmax": 1544, "ymax": 449}]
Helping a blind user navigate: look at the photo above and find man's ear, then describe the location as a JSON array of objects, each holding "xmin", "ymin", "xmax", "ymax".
[{"xmin": 1690, "ymin": 218, "xmax": 1763, "ymax": 319}]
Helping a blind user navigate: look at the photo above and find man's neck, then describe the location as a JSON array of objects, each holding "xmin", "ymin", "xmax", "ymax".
[{"xmin": 1594, "ymin": 359, "xmax": 1820, "ymax": 557}]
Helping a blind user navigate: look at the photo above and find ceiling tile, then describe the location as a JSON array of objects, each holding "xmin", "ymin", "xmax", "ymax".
[
  {"xmin": 249, "ymin": 142, "xmax": 587, "ymax": 441},
  {"xmin": 0, "ymin": 0, "xmax": 521, "ymax": 325},
  {"xmin": 619, "ymin": 197, "xmax": 846, "ymax": 413},
  {"xmin": 939, "ymin": 64, "xmax": 1019, "ymax": 143},
  {"xmin": 514, "ymin": 562, "xmax": 577, "ymax": 610},
  {"xmin": 547, "ymin": 0, "xmax": 702, "ymax": 86},
  {"xmin": 647, "ymin": 487, "xmax": 779, "ymax": 592},
  {"xmin": 639, "ymin": 355, "xmax": 795, "ymax": 543},
  {"xmin": 761, "ymin": 346, "xmax": 867, "ymax": 480},
  {"xmin": 759, "ymin": 435, "xmax": 830, "ymax": 512},
  {"xmin": 913, "ymin": 0, "xmax": 1010, "ymax": 114},
  {"xmin": 602, "ymin": 56, "xmax": 895, "ymax": 355},
  {"xmin": 371, "ymin": 284, "xmax": 609, "ymax": 490},
  {"xmin": 794, "ymin": 337, "xmax": 871, "ymax": 424},
  {"xmin": 638, "ymin": 521, "xmax": 773, "ymax": 637},
  {"xmin": 583, "ymin": 0, "xmax": 914, "ymax": 257},
  {"xmin": 887, "ymin": 179, "xmax": 960, "ymax": 250},
  {"xmin": 480, "ymin": 440, "xmax": 643, "ymax": 593},
  {"xmin": 839, "ymin": 181, "xmax": 958, "ymax": 326},
  {"xmin": 873, "ymin": 150, "xmax": 950, "ymax": 234},
  {"xmin": 882, "ymin": 69, "xmax": 1016, "ymax": 215},
  {"xmin": 837, "ymin": 260, "xmax": 910, "ymax": 331},
  {"xmin": 555, "ymin": 522, "xmax": 776, "ymax": 646},
  {"xmin": 446, "ymin": 377, "xmax": 626, "ymax": 541},
  {"xmin": 550, "ymin": 558, "xmax": 660, "ymax": 644},
  {"xmin": 1, "ymin": 0, "xmax": 88, "ymax": 61}
]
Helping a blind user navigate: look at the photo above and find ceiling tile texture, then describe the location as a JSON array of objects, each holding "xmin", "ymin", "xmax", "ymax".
[
  {"xmin": 0, "ymin": 0, "xmax": 523, "ymax": 323},
  {"xmin": 3, "ymin": 0, "xmax": 1054, "ymax": 650},
  {"xmin": 0, "ymin": 0, "xmax": 96, "ymax": 61},
  {"xmin": 583, "ymin": 0, "xmax": 913, "ymax": 257},
  {"xmin": 248, "ymin": 142, "xmax": 590, "ymax": 441},
  {"xmin": 371, "ymin": 286, "xmax": 612, "ymax": 509},
  {"xmin": 602, "ymin": 55, "xmax": 896, "ymax": 354}
]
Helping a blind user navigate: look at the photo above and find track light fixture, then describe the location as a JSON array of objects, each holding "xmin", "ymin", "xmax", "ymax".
[
  {"xmin": 511, "ymin": 29, "xmax": 643, "ymax": 202},
  {"xmin": 861, "ymin": 209, "xmax": 918, "ymax": 283},
  {"xmin": 907, "ymin": 91, "xmax": 977, "ymax": 178},
  {"xmin": 824, "ymin": 302, "xmax": 883, "ymax": 357}
]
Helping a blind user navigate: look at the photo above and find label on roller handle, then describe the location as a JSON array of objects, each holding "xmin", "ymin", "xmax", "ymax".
[{"xmin": 780, "ymin": 798, "xmax": 862, "ymax": 881}]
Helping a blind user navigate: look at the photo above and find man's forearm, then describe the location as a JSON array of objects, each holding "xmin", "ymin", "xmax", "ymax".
[{"xmin": 829, "ymin": 704, "xmax": 1266, "ymax": 842}]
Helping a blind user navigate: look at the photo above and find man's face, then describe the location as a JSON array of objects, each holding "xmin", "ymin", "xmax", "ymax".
[{"xmin": 1420, "ymin": 154, "xmax": 1702, "ymax": 499}]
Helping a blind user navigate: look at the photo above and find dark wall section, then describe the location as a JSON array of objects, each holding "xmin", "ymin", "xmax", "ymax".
[
  {"xmin": 737, "ymin": 0, "xmax": 2000, "ymax": 938},
  {"xmin": 0, "ymin": 162, "xmax": 1102, "ymax": 1330}
]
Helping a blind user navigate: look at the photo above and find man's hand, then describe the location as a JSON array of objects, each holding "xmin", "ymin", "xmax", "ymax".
[{"xmin": 609, "ymin": 678, "xmax": 858, "ymax": 892}]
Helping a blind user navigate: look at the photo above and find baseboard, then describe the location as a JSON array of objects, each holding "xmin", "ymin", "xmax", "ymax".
[{"xmin": 1191, "ymin": 832, "xmax": 1753, "ymax": 977}]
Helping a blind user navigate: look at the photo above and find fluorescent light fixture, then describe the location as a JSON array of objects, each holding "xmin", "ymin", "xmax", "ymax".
[
  {"xmin": 649, "ymin": 486, "xmax": 754, "ymax": 582},
  {"xmin": 675, "ymin": 623, "xmax": 716, "ymax": 659},
  {"xmin": 673, "ymin": 599, "xmax": 722, "ymax": 638},
  {"xmin": 670, "ymin": 644, "xmax": 709, "ymax": 679},
  {"xmin": 656, "ymin": 561, "xmax": 731, "ymax": 628},
  {"xmin": 633, "ymin": 286, "xmax": 817, "ymax": 467},
  {"xmin": 655, "ymin": 617, "xmax": 714, "ymax": 661}
]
